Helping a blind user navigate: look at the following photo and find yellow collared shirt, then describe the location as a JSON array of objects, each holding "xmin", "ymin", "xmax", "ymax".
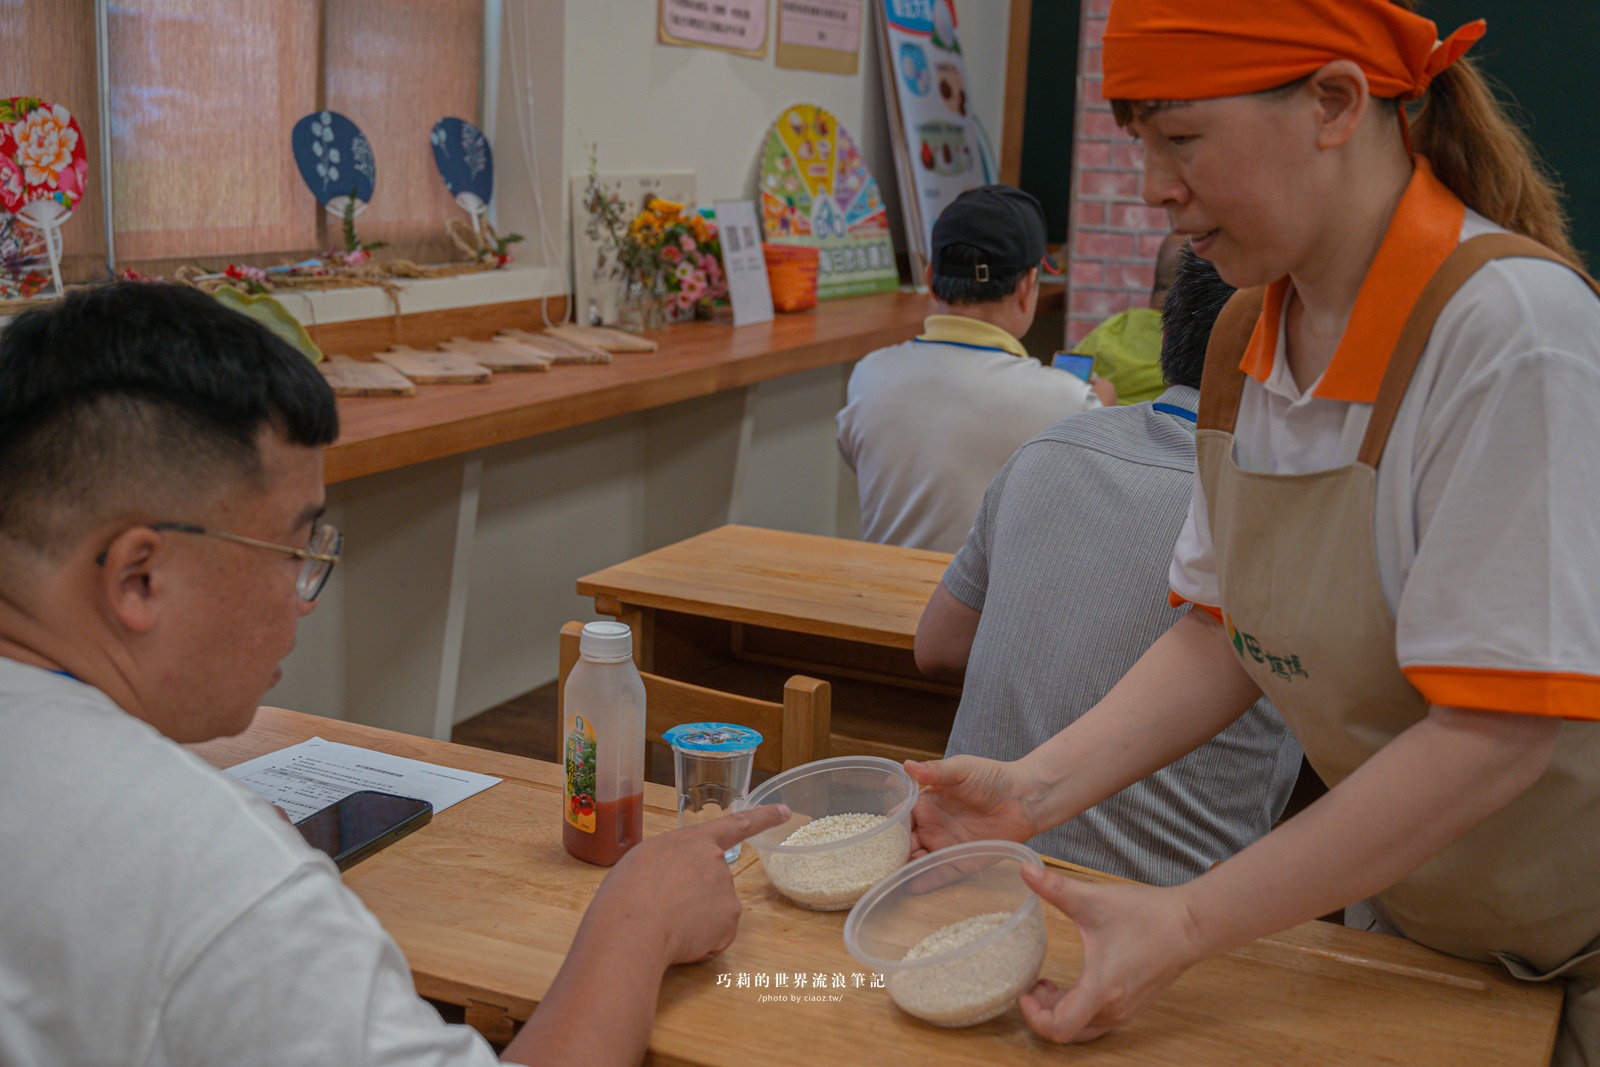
[{"xmin": 916, "ymin": 314, "xmax": 1031, "ymax": 360}]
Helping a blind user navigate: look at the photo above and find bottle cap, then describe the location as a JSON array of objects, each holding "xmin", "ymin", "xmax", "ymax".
[
  {"xmin": 662, "ymin": 722, "xmax": 763, "ymax": 755},
  {"xmin": 579, "ymin": 621, "xmax": 633, "ymax": 661}
]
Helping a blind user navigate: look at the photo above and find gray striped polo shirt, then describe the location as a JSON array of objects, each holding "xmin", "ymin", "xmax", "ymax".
[{"xmin": 943, "ymin": 385, "xmax": 1303, "ymax": 886}]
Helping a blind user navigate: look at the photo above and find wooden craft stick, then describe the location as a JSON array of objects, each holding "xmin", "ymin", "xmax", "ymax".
[
  {"xmin": 546, "ymin": 323, "xmax": 659, "ymax": 353},
  {"xmin": 318, "ymin": 354, "xmax": 417, "ymax": 397},
  {"xmin": 372, "ymin": 345, "xmax": 492, "ymax": 384},
  {"xmin": 438, "ymin": 336, "xmax": 551, "ymax": 372},
  {"xmin": 496, "ymin": 328, "xmax": 613, "ymax": 364}
]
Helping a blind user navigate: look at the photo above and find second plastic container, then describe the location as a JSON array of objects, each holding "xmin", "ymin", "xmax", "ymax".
[{"xmin": 844, "ymin": 840, "xmax": 1047, "ymax": 1027}]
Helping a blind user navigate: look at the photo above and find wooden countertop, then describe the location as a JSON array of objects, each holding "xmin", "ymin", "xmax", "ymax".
[
  {"xmin": 325, "ymin": 290, "xmax": 942, "ymax": 484},
  {"xmin": 192, "ymin": 707, "xmax": 1562, "ymax": 1065},
  {"xmin": 577, "ymin": 524, "xmax": 951, "ymax": 650}
]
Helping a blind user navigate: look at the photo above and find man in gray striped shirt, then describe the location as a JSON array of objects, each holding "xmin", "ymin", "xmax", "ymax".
[{"xmin": 915, "ymin": 250, "xmax": 1302, "ymax": 886}]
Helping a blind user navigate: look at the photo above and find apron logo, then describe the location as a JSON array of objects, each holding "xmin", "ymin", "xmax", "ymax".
[{"xmin": 1224, "ymin": 613, "xmax": 1310, "ymax": 682}]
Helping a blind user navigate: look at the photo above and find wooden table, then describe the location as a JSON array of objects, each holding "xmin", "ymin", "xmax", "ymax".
[
  {"xmin": 577, "ymin": 524, "xmax": 960, "ymax": 762},
  {"xmin": 193, "ymin": 707, "xmax": 1562, "ymax": 1066}
]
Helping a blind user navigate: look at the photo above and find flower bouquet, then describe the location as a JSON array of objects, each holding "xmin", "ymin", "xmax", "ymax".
[{"xmin": 583, "ymin": 154, "xmax": 727, "ymax": 331}]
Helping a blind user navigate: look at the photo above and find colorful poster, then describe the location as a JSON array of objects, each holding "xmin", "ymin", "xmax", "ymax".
[
  {"xmin": 658, "ymin": 0, "xmax": 769, "ymax": 58},
  {"xmin": 760, "ymin": 104, "xmax": 898, "ymax": 299},
  {"xmin": 874, "ymin": 0, "xmax": 995, "ymax": 275},
  {"xmin": 776, "ymin": 0, "xmax": 863, "ymax": 75}
]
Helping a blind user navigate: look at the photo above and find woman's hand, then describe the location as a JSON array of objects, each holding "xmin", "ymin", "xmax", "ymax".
[
  {"xmin": 904, "ymin": 755, "xmax": 1046, "ymax": 855},
  {"xmin": 1017, "ymin": 864, "xmax": 1205, "ymax": 1042}
]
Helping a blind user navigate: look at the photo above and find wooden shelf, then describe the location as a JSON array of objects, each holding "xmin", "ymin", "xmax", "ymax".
[{"xmin": 322, "ymin": 285, "xmax": 1064, "ymax": 484}]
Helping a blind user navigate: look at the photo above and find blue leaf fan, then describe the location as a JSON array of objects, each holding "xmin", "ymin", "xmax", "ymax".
[
  {"xmin": 292, "ymin": 110, "xmax": 376, "ymax": 218},
  {"xmin": 430, "ymin": 117, "xmax": 493, "ymax": 234}
]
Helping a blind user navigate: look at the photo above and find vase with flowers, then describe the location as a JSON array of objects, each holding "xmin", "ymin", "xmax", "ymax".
[{"xmin": 582, "ymin": 152, "xmax": 728, "ymax": 332}]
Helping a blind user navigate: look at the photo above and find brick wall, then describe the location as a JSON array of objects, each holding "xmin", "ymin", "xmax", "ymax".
[{"xmin": 1065, "ymin": 0, "xmax": 1170, "ymax": 347}]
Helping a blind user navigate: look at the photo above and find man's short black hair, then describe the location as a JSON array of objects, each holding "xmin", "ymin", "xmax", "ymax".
[
  {"xmin": 1159, "ymin": 246, "xmax": 1236, "ymax": 390},
  {"xmin": 930, "ymin": 243, "xmax": 1030, "ymax": 306},
  {"xmin": 0, "ymin": 282, "xmax": 338, "ymax": 557}
]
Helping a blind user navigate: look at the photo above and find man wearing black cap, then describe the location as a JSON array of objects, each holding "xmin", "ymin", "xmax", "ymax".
[{"xmin": 837, "ymin": 185, "xmax": 1115, "ymax": 552}]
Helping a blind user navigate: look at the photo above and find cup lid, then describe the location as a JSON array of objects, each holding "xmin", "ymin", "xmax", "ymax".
[{"xmin": 662, "ymin": 722, "xmax": 763, "ymax": 754}]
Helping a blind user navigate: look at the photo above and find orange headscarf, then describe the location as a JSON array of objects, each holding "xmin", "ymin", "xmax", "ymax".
[{"xmin": 1102, "ymin": 0, "xmax": 1484, "ymax": 103}]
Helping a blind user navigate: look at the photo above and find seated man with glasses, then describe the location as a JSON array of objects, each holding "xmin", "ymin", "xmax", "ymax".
[{"xmin": 0, "ymin": 283, "xmax": 786, "ymax": 1066}]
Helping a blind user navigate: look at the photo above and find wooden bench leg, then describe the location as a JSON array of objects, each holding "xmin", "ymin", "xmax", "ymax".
[{"xmin": 465, "ymin": 998, "xmax": 517, "ymax": 1046}]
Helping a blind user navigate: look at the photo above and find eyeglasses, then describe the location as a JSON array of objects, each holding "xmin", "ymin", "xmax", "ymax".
[{"xmin": 146, "ymin": 521, "xmax": 343, "ymax": 602}]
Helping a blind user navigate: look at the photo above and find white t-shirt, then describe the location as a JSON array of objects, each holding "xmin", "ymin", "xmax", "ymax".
[
  {"xmin": 837, "ymin": 315, "xmax": 1101, "ymax": 552},
  {"xmin": 0, "ymin": 657, "xmax": 503, "ymax": 1066},
  {"xmin": 1170, "ymin": 211, "xmax": 1600, "ymax": 719}
]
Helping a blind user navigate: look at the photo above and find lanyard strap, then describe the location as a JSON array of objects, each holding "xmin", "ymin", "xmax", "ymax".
[{"xmin": 1153, "ymin": 402, "xmax": 1197, "ymax": 423}]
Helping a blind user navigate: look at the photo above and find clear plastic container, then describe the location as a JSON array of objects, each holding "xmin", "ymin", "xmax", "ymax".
[
  {"xmin": 737, "ymin": 755, "xmax": 917, "ymax": 911},
  {"xmin": 844, "ymin": 840, "xmax": 1047, "ymax": 1027},
  {"xmin": 561, "ymin": 622, "xmax": 645, "ymax": 867}
]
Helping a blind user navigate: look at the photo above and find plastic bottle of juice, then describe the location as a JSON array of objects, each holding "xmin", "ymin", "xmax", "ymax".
[{"xmin": 561, "ymin": 621, "xmax": 645, "ymax": 866}]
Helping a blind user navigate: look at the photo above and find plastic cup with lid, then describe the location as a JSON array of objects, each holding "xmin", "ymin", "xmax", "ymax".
[{"xmin": 662, "ymin": 722, "xmax": 763, "ymax": 864}]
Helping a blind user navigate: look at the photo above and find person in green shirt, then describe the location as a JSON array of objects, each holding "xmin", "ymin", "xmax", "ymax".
[{"xmin": 1071, "ymin": 233, "xmax": 1184, "ymax": 405}]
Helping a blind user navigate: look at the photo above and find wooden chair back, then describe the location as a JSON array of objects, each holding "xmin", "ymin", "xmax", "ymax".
[{"xmin": 558, "ymin": 621, "xmax": 830, "ymax": 773}]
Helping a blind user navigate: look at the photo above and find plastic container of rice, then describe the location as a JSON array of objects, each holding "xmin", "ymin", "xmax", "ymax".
[
  {"xmin": 844, "ymin": 840, "xmax": 1047, "ymax": 1027},
  {"xmin": 737, "ymin": 756, "xmax": 917, "ymax": 911}
]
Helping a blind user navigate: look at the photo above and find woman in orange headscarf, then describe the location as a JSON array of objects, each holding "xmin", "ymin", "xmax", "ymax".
[{"xmin": 906, "ymin": 0, "xmax": 1600, "ymax": 1060}]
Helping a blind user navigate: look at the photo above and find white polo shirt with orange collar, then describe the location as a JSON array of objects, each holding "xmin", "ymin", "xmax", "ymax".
[
  {"xmin": 1170, "ymin": 208, "xmax": 1600, "ymax": 721},
  {"xmin": 838, "ymin": 314, "xmax": 1101, "ymax": 552}
]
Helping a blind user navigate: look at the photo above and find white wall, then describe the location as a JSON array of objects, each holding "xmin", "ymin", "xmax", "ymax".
[{"xmin": 491, "ymin": 0, "xmax": 1010, "ymax": 283}]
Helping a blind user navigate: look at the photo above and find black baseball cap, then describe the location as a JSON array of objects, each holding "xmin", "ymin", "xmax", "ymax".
[{"xmin": 931, "ymin": 185, "xmax": 1050, "ymax": 282}]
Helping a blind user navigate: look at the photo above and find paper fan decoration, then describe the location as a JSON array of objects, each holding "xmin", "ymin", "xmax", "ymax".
[
  {"xmin": 430, "ymin": 117, "xmax": 493, "ymax": 218},
  {"xmin": 761, "ymin": 104, "xmax": 897, "ymax": 300},
  {"xmin": 0, "ymin": 211, "xmax": 52, "ymax": 300},
  {"xmin": 0, "ymin": 97, "xmax": 87, "ymax": 227},
  {"xmin": 292, "ymin": 110, "xmax": 376, "ymax": 213}
]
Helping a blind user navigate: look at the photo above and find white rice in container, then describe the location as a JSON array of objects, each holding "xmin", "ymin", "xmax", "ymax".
[
  {"xmin": 761, "ymin": 812, "xmax": 912, "ymax": 911},
  {"xmin": 886, "ymin": 907, "xmax": 1048, "ymax": 1026}
]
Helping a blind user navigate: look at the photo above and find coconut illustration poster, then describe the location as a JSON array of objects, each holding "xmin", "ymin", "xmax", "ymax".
[
  {"xmin": 874, "ymin": 0, "xmax": 995, "ymax": 272},
  {"xmin": 760, "ymin": 103, "xmax": 898, "ymax": 300}
]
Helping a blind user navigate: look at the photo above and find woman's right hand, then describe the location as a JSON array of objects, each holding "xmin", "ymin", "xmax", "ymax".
[{"xmin": 904, "ymin": 755, "xmax": 1045, "ymax": 855}]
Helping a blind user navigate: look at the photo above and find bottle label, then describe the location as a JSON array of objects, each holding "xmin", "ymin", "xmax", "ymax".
[{"xmin": 564, "ymin": 712, "xmax": 597, "ymax": 833}]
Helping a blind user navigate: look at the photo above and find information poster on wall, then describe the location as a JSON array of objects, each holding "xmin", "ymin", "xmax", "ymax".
[
  {"xmin": 759, "ymin": 103, "xmax": 898, "ymax": 300},
  {"xmin": 874, "ymin": 0, "xmax": 995, "ymax": 279},
  {"xmin": 776, "ymin": 0, "xmax": 863, "ymax": 75},
  {"xmin": 659, "ymin": 0, "xmax": 769, "ymax": 58}
]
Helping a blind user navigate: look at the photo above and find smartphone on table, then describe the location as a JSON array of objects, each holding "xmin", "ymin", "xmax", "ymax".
[
  {"xmin": 294, "ymin": 790, "xmax": 433, "ymax": 871},
  {"xmin": 1052, "ymin": 352, "xmax": 1096, "ymax": 382}
]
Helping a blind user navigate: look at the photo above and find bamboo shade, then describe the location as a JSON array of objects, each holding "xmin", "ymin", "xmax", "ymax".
[{"xmin": 0, "ymin": 0, "xmax": 483, "ymax": 275}]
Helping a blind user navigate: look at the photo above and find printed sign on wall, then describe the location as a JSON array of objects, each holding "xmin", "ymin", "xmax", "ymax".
[
  {"xmin": 776, "ymin": 0, "xmax": 863, "ymax": 74},
  {"xmin": 659, "ymin": 0, "xmax": 769, "ymax": 58}
]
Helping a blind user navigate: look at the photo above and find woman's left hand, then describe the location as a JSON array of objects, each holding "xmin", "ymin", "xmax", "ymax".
[{"xmin": 1017, "ymin": 864, "xmax": 1207, "ymax": 1043}]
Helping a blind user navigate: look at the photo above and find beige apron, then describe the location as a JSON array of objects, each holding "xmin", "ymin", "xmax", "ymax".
[{"xmin": 1197, "ymin": 234, "xmax": 1600, "ymax": 1065}]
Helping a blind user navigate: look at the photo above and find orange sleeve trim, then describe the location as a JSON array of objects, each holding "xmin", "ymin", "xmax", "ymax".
[
  {"xmin": 1404, "ymin": 666, "xmax": 1600, "ymax": 722},
  {"xmin": 1169, "ymin": 590, "xmax": 1224, "ymax": 623}
]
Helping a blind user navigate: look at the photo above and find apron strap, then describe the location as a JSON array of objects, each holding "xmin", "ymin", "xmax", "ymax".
[
  {"xmin": 1357, "ymin": 233, "xmax": 1600, "ymax": 466},
  {"xmin": 1197, "ymin": 287, "xmax": 1267, "ymax": 432}
]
